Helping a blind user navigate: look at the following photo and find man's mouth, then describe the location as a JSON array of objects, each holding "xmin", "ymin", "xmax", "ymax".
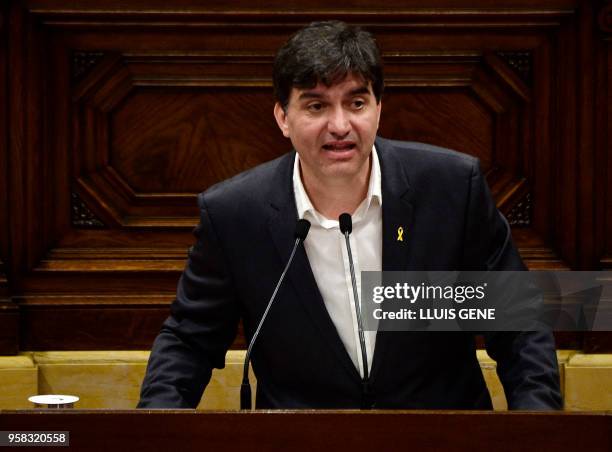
[{"xmin": 322, "ymin": 141, "xmax": 356, "ymax": 151}]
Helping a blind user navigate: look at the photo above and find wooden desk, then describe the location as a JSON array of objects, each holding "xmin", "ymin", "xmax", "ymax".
[{"xmin": 0, "ymin": 410, "xmax": 610, "ymax": 451}]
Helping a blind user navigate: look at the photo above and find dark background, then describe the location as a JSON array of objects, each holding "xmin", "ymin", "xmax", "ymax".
[{"xmin": 0, "ymin": 0, "xmax": 610, "ymax": 353}]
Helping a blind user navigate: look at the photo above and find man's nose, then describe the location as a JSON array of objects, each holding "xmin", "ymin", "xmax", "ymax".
[{"xmin": 327, "ymin": 108, "xmax": 351, "ymax": 137}]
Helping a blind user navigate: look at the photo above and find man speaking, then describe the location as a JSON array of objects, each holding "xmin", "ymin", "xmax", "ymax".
[{"xmin": 138, "ymin": 21, "xmax": 562, "ymax": 410}]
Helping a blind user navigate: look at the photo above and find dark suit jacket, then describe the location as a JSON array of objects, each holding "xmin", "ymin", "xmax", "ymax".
[{"xmin": 138, "ymin": 137, "xmax": 562, "ymax": 410}]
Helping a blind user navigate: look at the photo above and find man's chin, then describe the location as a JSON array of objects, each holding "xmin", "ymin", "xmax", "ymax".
[{"xmin": 320, "ymin": 161, "xmax": 369, "ymax": 181}]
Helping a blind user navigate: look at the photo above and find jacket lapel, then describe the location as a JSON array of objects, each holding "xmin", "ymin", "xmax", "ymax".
[
  {"xmin": 264, "ymin": 141, "xmax": 417, "ymax": 386},
  {"xmin": 378, "ymin": 138, "xmax": 415, "ymax": 273},
  {"xmin": 370, "ymin": 137, "xmax": 416, "ymax": 382},
  {"xmin": 266, "ymin": 152, "xmax": 362, "ymax": 384}
]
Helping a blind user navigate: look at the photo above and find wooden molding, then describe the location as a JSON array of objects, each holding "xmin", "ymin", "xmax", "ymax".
[
  {"xmin": 27, "ymin": 8, "xmax": 574, "ymax": 30},
  {"xmin": 72, "ymin": 50, "xmax": 105, "ymax": 82},
  {"xmin": 496, "ymin": 51, "xmax": 532, "ymax": 85},
  {"xmin": 35, "ymin": 247, "xmax": 187, "ymax": 272},
  {"xmin": 601, "ymin": 257, "xmax": 612, "ymax": 270},
  {"xmin": 71, "ymin": 191, "xmax": 106, "ymax": 228},
  {"xmin": 599, "ymin": 2, "xmax": 612, "ymax": 33},
  {"xmin": 506, "ymin": 192, "xmax": 532, "ymax": 227},
  {"xmin": 0, "ymin": 300, "xmax": 18, "ymax": 355},
  {"xmin": 520, "ymin": 248, "xmax": 570, "ymax": 270},
  {"xmin": 16, "ymin": 294, "xmax": 246, "ymax": 350},
  {"xmin": 0, "ymin": 265, "xmax": 18, "ymax": 354},
  {"xmin": 583, "ymin": 332, "xmax": 612, "ymax": 353}
]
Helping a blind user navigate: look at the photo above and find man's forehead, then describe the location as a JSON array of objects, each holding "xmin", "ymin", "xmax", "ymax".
[{"xmin": 291, "ymin": 74, "xmax": 374, "ymax": 100}]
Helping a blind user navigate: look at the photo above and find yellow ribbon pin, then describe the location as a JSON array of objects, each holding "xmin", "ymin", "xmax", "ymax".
[{"xmin": 397, "ymin": 227, "xmax": 404, "ymax": 242}]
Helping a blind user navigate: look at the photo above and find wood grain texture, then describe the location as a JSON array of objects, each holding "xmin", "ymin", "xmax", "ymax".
[
  {"xmin": 20, "ymin": 306, "xmax": 171, "ymax": 351},
  {"xmin": 0, "ymin": 300, "xmax": 19, "ymax": 355},
  {"xmin": 22, "ymin": 0, "xmax": 581, "ymax": 10},
  {"xmin": 0, "ymin": 2, "xmax": 8, "ymax": 280},
  {"xmin": 599, "ymin": 1, "xmax": 612, "ymax": 270},
  {"xmin": 0, "ymin": 411, "xmax": 610, "ymax": 452},
  {"xmin": 1, "ymin": 0, "xmax": 609, "ymax": 351},
  {"xmin": 576, "ymin": 0, "xmax": 596, "ymax": 269},
  {"xmin": 599, "ymin": 1, "xmax": 612, "ymax": 33},
  {"xmin": 0, "ymin": 1, "xmax": 18, "ymax": 356},
  {"xmin": 110, "ymin": 88, "xmax": 280, "ymax": 193}
]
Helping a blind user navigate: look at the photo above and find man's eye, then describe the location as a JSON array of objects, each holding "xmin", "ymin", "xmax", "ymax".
[
  {"xmin": 307, "ymin": 103, "xmax": 323, "ymax": 112},
  {"xmin": 352, "ymin": 100, "xmax": 365, "ymax": 109}
]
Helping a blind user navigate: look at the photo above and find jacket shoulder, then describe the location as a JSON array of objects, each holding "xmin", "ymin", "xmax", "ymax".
[
  {"xmin": 377, "ymin": 137, "xmax": 477, "ymax": 170},
  {"xmin": 376, "ymin": 137, "xmax": 479, "ymax": 185},
  {"xmin": 197, "ymin": 152, "xmax": 294, "ymax": 210}
]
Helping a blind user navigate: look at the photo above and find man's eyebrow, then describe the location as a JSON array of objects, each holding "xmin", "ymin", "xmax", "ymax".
[
  {"xmin": 348, "ymin": 86, "xmax": 371, "ymax": 96},
  {"xmin": 298, "ymin": 91, "xmax": 323, "ymax": 100},
  {"xmin": 297, "ymin": 85, "xmax": 373, "ymax": 101}
]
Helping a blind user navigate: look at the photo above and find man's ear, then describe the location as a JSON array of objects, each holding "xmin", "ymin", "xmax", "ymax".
[
  {"xmin": 274, "ymin": 102, "xmax": 290, "ymax": 138},
  {"xmin": 376, "ymin": 100, "xmax": 382, "ymax": 129}
]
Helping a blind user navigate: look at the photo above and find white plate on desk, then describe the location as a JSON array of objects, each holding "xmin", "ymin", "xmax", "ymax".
[{"xmin": 29, "ymin": 395, "xmax": 79, "ymax": 407}]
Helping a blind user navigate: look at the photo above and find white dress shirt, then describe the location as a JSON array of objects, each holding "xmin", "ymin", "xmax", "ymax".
[{"xmin": 293, "ymin": 147, "xmax": 383, "ymax": 377}]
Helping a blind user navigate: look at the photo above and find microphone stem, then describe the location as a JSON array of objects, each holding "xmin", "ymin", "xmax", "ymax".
[
  {"xmin": 241, "ymin": 236, "xmax": 302, "ymax": 409},
  {"xmin": 343, "ymin": 232, "xmax": 369, "ymax": 382}
]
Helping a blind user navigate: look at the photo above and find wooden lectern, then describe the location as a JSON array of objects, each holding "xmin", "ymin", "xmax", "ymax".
[{"xmin": 1, "ymin": 410, "xmax": 611, "ymax": 451}]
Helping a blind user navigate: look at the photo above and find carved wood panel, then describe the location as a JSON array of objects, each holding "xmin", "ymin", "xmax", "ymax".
[
  {"xmin": 70, "ymin": 53, "xmax": 282, "ymax": 227},
  {"xmin": 599, "ymin": 1, "xmax": 612, "ymax": 271},
  {"xmin": 1, "ymin": 0, "xmax": 608, "ymax": 351},
  {"xmin": 0, "ymin": 1, "xmax": 19, "ymax": 355}
]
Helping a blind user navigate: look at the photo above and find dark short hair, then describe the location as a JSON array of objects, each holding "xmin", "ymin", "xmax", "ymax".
[{"xmin": 273, "ymin": 21, "xmax": 384, "ymax": 110}]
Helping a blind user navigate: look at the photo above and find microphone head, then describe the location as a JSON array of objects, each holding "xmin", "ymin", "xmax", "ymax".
[
  {"xmin": 295, "ymin": 219, "xmax": 311, "ymax": 241},
  {"xmin": 339, "ymin": 213, "xmax": 352, "ymax": 234}
]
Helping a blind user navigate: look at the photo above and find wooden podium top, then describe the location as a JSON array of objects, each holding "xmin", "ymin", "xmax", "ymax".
[{"xmin": 0, "ymin": 410, "xmax": 610, "ymax": 451}]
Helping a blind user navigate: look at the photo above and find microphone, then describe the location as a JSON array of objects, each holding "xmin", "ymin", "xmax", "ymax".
[
  {"xmin": 339, "ymin": 213, "xmax": 352, "ymax": 235},
  {"xmin": 240, "ymin": 218, "xmax": 311, "ymax": 410},
  {"xmin": 339, "ymin": 213, "xmax": 370, "ymax": 385},
  {"xmin": 294, "ymin": 218, "xmax": 311, "ymax": 241}
]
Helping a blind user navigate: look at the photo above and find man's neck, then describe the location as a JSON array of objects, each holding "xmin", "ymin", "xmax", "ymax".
[{"xmin": 300, "ymin": 158, "xmax": 371, "ymax": 220}]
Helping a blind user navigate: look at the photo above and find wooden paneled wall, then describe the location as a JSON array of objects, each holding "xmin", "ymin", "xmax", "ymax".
[{"xmin": 0, "ymin": 0, "xmax": 610, "ymax": 353}]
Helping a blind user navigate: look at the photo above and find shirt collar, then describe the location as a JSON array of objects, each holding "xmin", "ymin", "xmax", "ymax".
[{"xmin": 293, "ymin": 145, "xmax": 382, "ymax": 227}]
